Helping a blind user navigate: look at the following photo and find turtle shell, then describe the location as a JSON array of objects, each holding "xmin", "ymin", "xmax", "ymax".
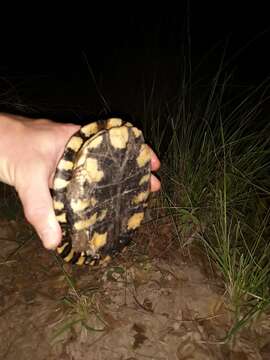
[{"xmin": 52, "ymin": 118, "xmax": 151, "ymax": 265}]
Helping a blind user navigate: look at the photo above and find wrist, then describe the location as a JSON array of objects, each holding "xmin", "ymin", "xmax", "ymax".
[
  {"xmin": 0, "ymin": 113, "xmax": 80, "ymax": 188},
  {"xmin": 0, "ymin": 113, "xmax": 22, "ymax": 185},
  {"xmin": 0, "ymin": 113, "xmax": 27, "ymax": 186}
]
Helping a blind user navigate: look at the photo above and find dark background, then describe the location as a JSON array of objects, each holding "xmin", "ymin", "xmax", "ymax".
[{"xmin": 0, "ymin": 4, "xmax": 269, "ymax": 123}]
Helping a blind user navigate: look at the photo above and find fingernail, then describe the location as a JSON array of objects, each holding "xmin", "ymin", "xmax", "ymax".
[{"xmin": 39, "ymin": 227, "xmax": 61, "ymax": 250}]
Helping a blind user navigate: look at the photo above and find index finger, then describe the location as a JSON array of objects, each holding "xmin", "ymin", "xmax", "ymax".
[{"xmin": 148, "ymin": 147, "xmax": 160, "ymax": 172}]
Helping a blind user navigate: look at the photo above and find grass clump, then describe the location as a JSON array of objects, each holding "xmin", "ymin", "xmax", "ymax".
[
  {"xmin": 51, "ymin": 258, "xmax": 108, "ymax": 344},
  {"xmin": 145, "ymin": 58, "xmax": 270, "ymax": 336}
]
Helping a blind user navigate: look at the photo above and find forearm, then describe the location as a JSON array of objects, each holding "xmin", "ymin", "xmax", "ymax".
[
  {"xmin": 0, "ymin": 113, "xmax": 26, "ymax": 186},
  {"xmin": 0, "ymin": 113, "xmax": 160, "ymax": 250},
  {"xmin": 0, "ymin": 113, "xmax": 78, "ymax": 248},
  {"xmin": 0, "ymin": 113, "xmax": 77, "ymax": 189}
]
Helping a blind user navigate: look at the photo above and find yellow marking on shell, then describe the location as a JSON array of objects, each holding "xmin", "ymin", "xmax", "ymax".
[
  {"xmin": 54, "ymin": 177, "xmax": 69, "ymax": 190},
  {"xmin": 63, "ymin": 249, "xmax": 75, "ymax": 262},
  {"xmin": 106, "ymin": 118, "xmax": 123, "ymax": 128},
  {"xmin": 56, "ymin": 213, "xmax": 67, "ymax": 223},
  {"xmin": 67, "ymin": 136, "xmax": 83, "ymax": 151},
  {"xmin": 74, "ymin": 133, "xmax": 103, "ymax": 169},
  {"xmin": 132, "ymin": 191, "xmax": 149, "ymax": 204},
  {"xmin": 88, "ymin": 135, "xmax": 103, "ymax": 149},
  {"xmin": 139, "ymin": 174, "xmax": 150, "ymax": 185},
  {"xmin": 127, "ymin": 212, "xmax": 144, "ymax": 230},
  {"xmin": 125, "ymin": 122, "xmax": 133, "ymax": 127},
  {"xmin": 136, "ymin": 144, "xmax": 151, "ymax": 168},
  {"xmin": 72, "ymin": 168, "xmax": 88, "ymax": 187},
  {"xmin": 76, "ymin": 255, "xmax": 86, "ymax": 265},
  {"xmin": 85, "ymin": 158, "xmax": 104, "ymax": 182},
  {"xmin": 90, "ymin": 197, "xmax": 97, "ymax": 206},
  {"xmin": 70, "ymin": 198, "xmax": 90, "ymax": 212},
  {"xmin": 89, "ymin": 231, "xmax": 108, "ymax": 252},
  {"xmin": 131, "ymin": 127, "xmax": 142, "ymax": 138},
  {"xmin": 53, "ymin": 200, "xmax": 64, "ymax": 210},
  {"xmin": 57, "ymin": 241, "xmax": 69, "ymax": 254},
  {"xmin": 98, "ymin": 209, "xmax": 107, "ymax": 222},
  {"xmin": 74, "ymin": 213, "xmax": 97, "ymax": 231},
  {"xmin": 80, "ymin": 122, "xmax": 98, "ymax": 137},
  {"xmin": 90, "ymin": 260, "xmax": 96, "ymax": 266},
  {"xmin": 58, "ymin": 159, "xmax": 74, "ymax": 171},
  {"xmin": 70, "ymin": 197, "xmax": 97, "ymax": 212},
  {"xmin": 109, "ymin": 126, "xmax": 129, "ymax": 149},
  {"xmin": 100, "ymin": 255, "xmax": 111, "ymax": 265},
  {"xmin": 75, "ymin": 153, "xmax": 87, "ymax": 168}
]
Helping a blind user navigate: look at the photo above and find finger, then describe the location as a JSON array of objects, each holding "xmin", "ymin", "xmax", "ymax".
[
  {"xmin": 17, "ymin": 172, "xmax": 62, "ymax": 250},
  {"xmin": 148, "ymin": 147, "xmax": 161, "ymax": 172},
  {"xmin": 150, "ymin": 174, "xmax": 161, "ymax": 192}
]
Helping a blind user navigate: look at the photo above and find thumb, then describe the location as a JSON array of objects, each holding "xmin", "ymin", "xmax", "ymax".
[{"xmin": 18, "ymin": 173, "xmax": 62, "ymax": 250}]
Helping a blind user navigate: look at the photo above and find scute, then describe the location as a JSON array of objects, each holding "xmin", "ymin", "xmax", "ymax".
[{"xmin": 52, "ymin": 118, "xmax": 151, "ymax": 266}]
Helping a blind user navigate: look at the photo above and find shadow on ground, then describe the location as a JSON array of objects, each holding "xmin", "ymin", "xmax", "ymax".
[{"xmin": 1, "ymin": 196, "xmax": 270, "ymax": 360}]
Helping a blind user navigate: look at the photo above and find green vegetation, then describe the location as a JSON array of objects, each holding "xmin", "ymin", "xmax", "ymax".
[
  {"xmin": 51, "ymin": 256, "xmax": 107, "ymax": 343},
  {"xmin": 145, "ymin": 58, "xmax": 270, "ymax": 337},
  {"xmin": 1, "ymin": 50, "xmax": 269, "ymax": 342}
]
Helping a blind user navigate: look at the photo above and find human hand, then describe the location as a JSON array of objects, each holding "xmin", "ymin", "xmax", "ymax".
[{"xmin": 0, "ymin": 114, "xmax": 160, "ymax": 250}]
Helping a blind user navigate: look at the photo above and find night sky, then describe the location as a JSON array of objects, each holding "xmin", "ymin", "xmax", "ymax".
[{"xmin": 0, "ymin": 4, "xmax": 269, "ymax": 122}]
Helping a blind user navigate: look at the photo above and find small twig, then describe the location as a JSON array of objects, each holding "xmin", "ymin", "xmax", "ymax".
[{"xmin": 132, "ymin": 293, "xmax": 154, "ymax": 313}]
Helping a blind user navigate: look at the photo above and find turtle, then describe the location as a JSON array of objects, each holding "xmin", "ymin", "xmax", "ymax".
[{"xmin": 52, "ymin": 117, "xmax": 151, "ymax": 265}]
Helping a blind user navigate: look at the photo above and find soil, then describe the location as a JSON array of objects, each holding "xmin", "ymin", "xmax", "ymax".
[{"xmin": 1, "ymin": 206, "xmax": 270, "ymax": 360}]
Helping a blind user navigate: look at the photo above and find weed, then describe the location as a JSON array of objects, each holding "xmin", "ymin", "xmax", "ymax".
[{"xmin": 144, "ymin": 51, "xmax": 270, "ymax": 337}]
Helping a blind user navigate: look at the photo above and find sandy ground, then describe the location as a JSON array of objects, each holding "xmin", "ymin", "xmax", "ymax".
[{"xmin": 1, "ymin": 214, "xmax": 270, "ymax": 360}]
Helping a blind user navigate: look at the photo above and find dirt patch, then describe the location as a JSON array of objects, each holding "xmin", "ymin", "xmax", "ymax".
[{"xmin": 1, "ymin": 217, "xmax": 270, "ymax": 360}]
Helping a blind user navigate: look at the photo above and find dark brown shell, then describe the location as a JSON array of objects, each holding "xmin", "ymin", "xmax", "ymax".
[{"xmin": 52, "ymin": 118, "xmax": 151, "ymax": 265}]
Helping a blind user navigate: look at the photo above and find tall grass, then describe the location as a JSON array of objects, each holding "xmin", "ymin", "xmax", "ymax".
[{"xmin": 144, "ymin": 56, "xmax": 270, "ymax": 335}]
